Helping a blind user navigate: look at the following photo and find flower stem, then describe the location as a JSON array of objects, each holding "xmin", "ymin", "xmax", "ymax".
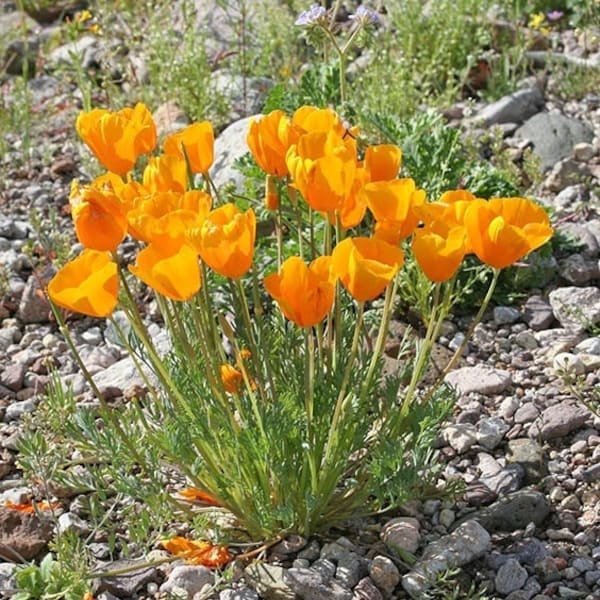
[{"xmin": 422, "ymin": 267, "xmax": 501, "ymax": 403}]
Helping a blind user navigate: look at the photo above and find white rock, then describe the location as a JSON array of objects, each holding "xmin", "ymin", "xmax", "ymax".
[
  {"xmin": 160, "ymin": 565, "xmax": 214, "ymax": 597},
  {"xmin": 549, "ymin": 286, "xmax": 600, "ymax": 332},
  {"xmin": 444, "ymin": 366, "xmax": 512, "ymax": 395},
  {"xmin": 575, "ymin": 337, "xmax": 600, "ymax": 355},
  {"xmin": 552, "ymin": 352, "xmax": 585, "ymax": 375},
  {"xmin": 477, "ymin": 417, "xmax": 510, "ymax": 450},
  {"xmin": 443, "ymin": 424, "xmax": 478, "ymax": 453},
  {"xmin": 402, "ymin": 521, "xmax": 491, "ymax": 598}
]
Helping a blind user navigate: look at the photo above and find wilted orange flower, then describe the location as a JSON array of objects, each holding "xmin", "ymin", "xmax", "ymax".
[
  {"xmin": 69, "ymin": 182, "xmax": 128, "ymax": 252},
  {"xmin": 5, "ymin": 500, "xmax": 61, "ymax": 513},
  {"xmin": 129, "ymin": 241, "xmax": 201, "ymax": 301},
  {"xmin": 143, "ymin": 154, "xmax": 188, "ymax": 193},
  {"xmin": 48, "ymin": 250, "xmax": 118, "ymax": 318},
  {"xmin": 364, "ymin": 144, "xmax": 402, "ymax": 182},
  {"xmin": 220, "ymin": 363, "xmax": 244, "ymax": 393},
  {"xmin": 247, "ymin": 110, "xmax": 298, "ymax": 177},
  {"xmin": 464, "ymin": 197, "xmax": 553, "ymax": 269},
  {"xmin": 161, "ymin": 537, "xmax": 232, "ymax": 568},
  {"xmin": 264, "ymin": 175, "xmax": 280, "ymax": 211},
  {"xmin": 286, "ymin": 130, "xmax": 357, "ymax": 213},
  {"xmin": 361, "ymin": 178, "xmax": 426, "ymax": 244},
  {"xmin": 178, "ymin": 488, "xmax": 221, "ymax": 506},
  {"xmin": 198, "ymin": 204, "xmax": 256, "ymax": 278},
  {"xmin": 264, "ymin": 256, "xmax": 335, "ymax": 328},
  {"xmin": 163, "ymin": 121, "xmax": 214, "ymax": 175},
  {"xmin": 331, "ymin": 237, "xmax": 404, "ymax": 302},
  {"xmin": 76, "ymin": 103, "xmax": 156, "ymax": 175}
]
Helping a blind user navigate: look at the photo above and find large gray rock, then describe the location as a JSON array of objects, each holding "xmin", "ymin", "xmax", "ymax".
[
  {"xmin": 474, "ymin": 87, "xmax": 544, "ymax": 126},
  {"xmin": 210, "ymin": 115, "xmax": 255, "ymax": 193},
  {"xmin": 515, "ymin": 112, "xmax": 594, "ymax": 170},
  {"xmin": 401, "ymin": 521, "xmax": 491, "ymax": 598}
]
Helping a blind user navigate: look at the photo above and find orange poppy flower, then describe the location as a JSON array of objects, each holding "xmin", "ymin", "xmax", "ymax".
[
  {"xmin": 143, "ymin": 154, "xmax": 188, "ymax": 193},
  {"xmin": 361, "ymin": 178, "xmax": 426, "ymax": 244},
  {"xmin": 69, "ymin": 183, "xmax": 128, "ymax": 252},
  {"xmin": 76, "ymin": 103, "xmax": 156, "ymax": 175},
  {"xmin": 198, "ymin": 204, "xmax": 256, "ymax": 279},
  {"xmin": 128, "ymin": 190, "xmax": 212, "ymax": 244},
  {"xmin": 286, "ymin": 130, "xmax": 357, "ymax": 213},
  {"xmin": 327, "ymin": 166, "xmax": 369, "ymax": 230},
  {"xmin": 163, "ymin": 121, "xmax": 214, "ymax": 175},
  {"xmin": 464, "ymin": 197, "xmax": 553, "ymax": 269},
  {"xmin": 292, "ymin": 105, "xmax": 350, "ymax": 136},
  {"xmin": 161, "ymin": 537, "xmax": 232, "ymax": 568},
  {"xmin": 412, "ymin": 224, "xmax": 467, "ymax": 282},
  {"xmin": 129, "ymin": 241, "xmax": 201, "ymax": 301},
  {"xmin": 438, "ymin": 189, "xmax": 477, "ymax": 204},
  {"xmin": 331, "ymin": 237, "xmax": 404, "ymax": 302},
  {"xmin": 247, "ymin": 110, "xmax": 299, "ymax": 177},
  {"xmin": 364, "ymin": 144, "xmax": 402, "ymax": 182},
  {"xmin": 48, "ymin": 250, "xmax": 118, "ymax": 317},
  {"xmin": 264, "ymin": 256, "xmax": 335, "ymax": 328}
]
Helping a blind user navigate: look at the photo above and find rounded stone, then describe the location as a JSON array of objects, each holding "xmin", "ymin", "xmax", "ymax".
[{"xmin": 495, "ymin": 558, "xmax": 528, "ymax": 595}]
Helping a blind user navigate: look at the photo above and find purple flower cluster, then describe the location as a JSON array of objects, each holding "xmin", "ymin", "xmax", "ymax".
[
  {"xmin": 295, "ymin": 3, "xmax": 327, "ymax": 27},
  {"xmin": 349, "ymin": 5, "xmax": 380, "ymax": 25}
]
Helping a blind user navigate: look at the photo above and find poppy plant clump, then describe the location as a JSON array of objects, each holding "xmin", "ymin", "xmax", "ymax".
[{"xmin": 46, "ymin": 100, "xmax": 553, "ymax": 543}]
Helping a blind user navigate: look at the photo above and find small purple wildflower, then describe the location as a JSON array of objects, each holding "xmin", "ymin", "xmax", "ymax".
[
  {"xmin": 295, "ymin": 3, "xmax": 327, "ymax": 27},
  {"xmin": 546, "ymin": 10, "xmax": 564, "ymax": 21},
  {"xmin": 349, "ymin": 5, "xmax": 380, "ymax": 25}
]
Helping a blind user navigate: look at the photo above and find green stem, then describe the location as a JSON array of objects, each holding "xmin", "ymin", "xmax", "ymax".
[
  {"xmin": 422, "ymin": 267, "xmax": 501, "ymax": 403},
  {"xmin": 304, "ymin": 329, "xmax": 319, "ymax": 494},
  {"xmin": 359, "ymin": 277, "xmax": 398, "ymax": 403},
  {"xmin": 202, "ymin": 170, "xmax": 221, "ymax": 203},
  {"xmin": 323, "ymin": 301, "xmax": 364, "ymax": 462},
  {"xmin": 400, "ymin": 283, "xmax": 441, "ymax": 416}
]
